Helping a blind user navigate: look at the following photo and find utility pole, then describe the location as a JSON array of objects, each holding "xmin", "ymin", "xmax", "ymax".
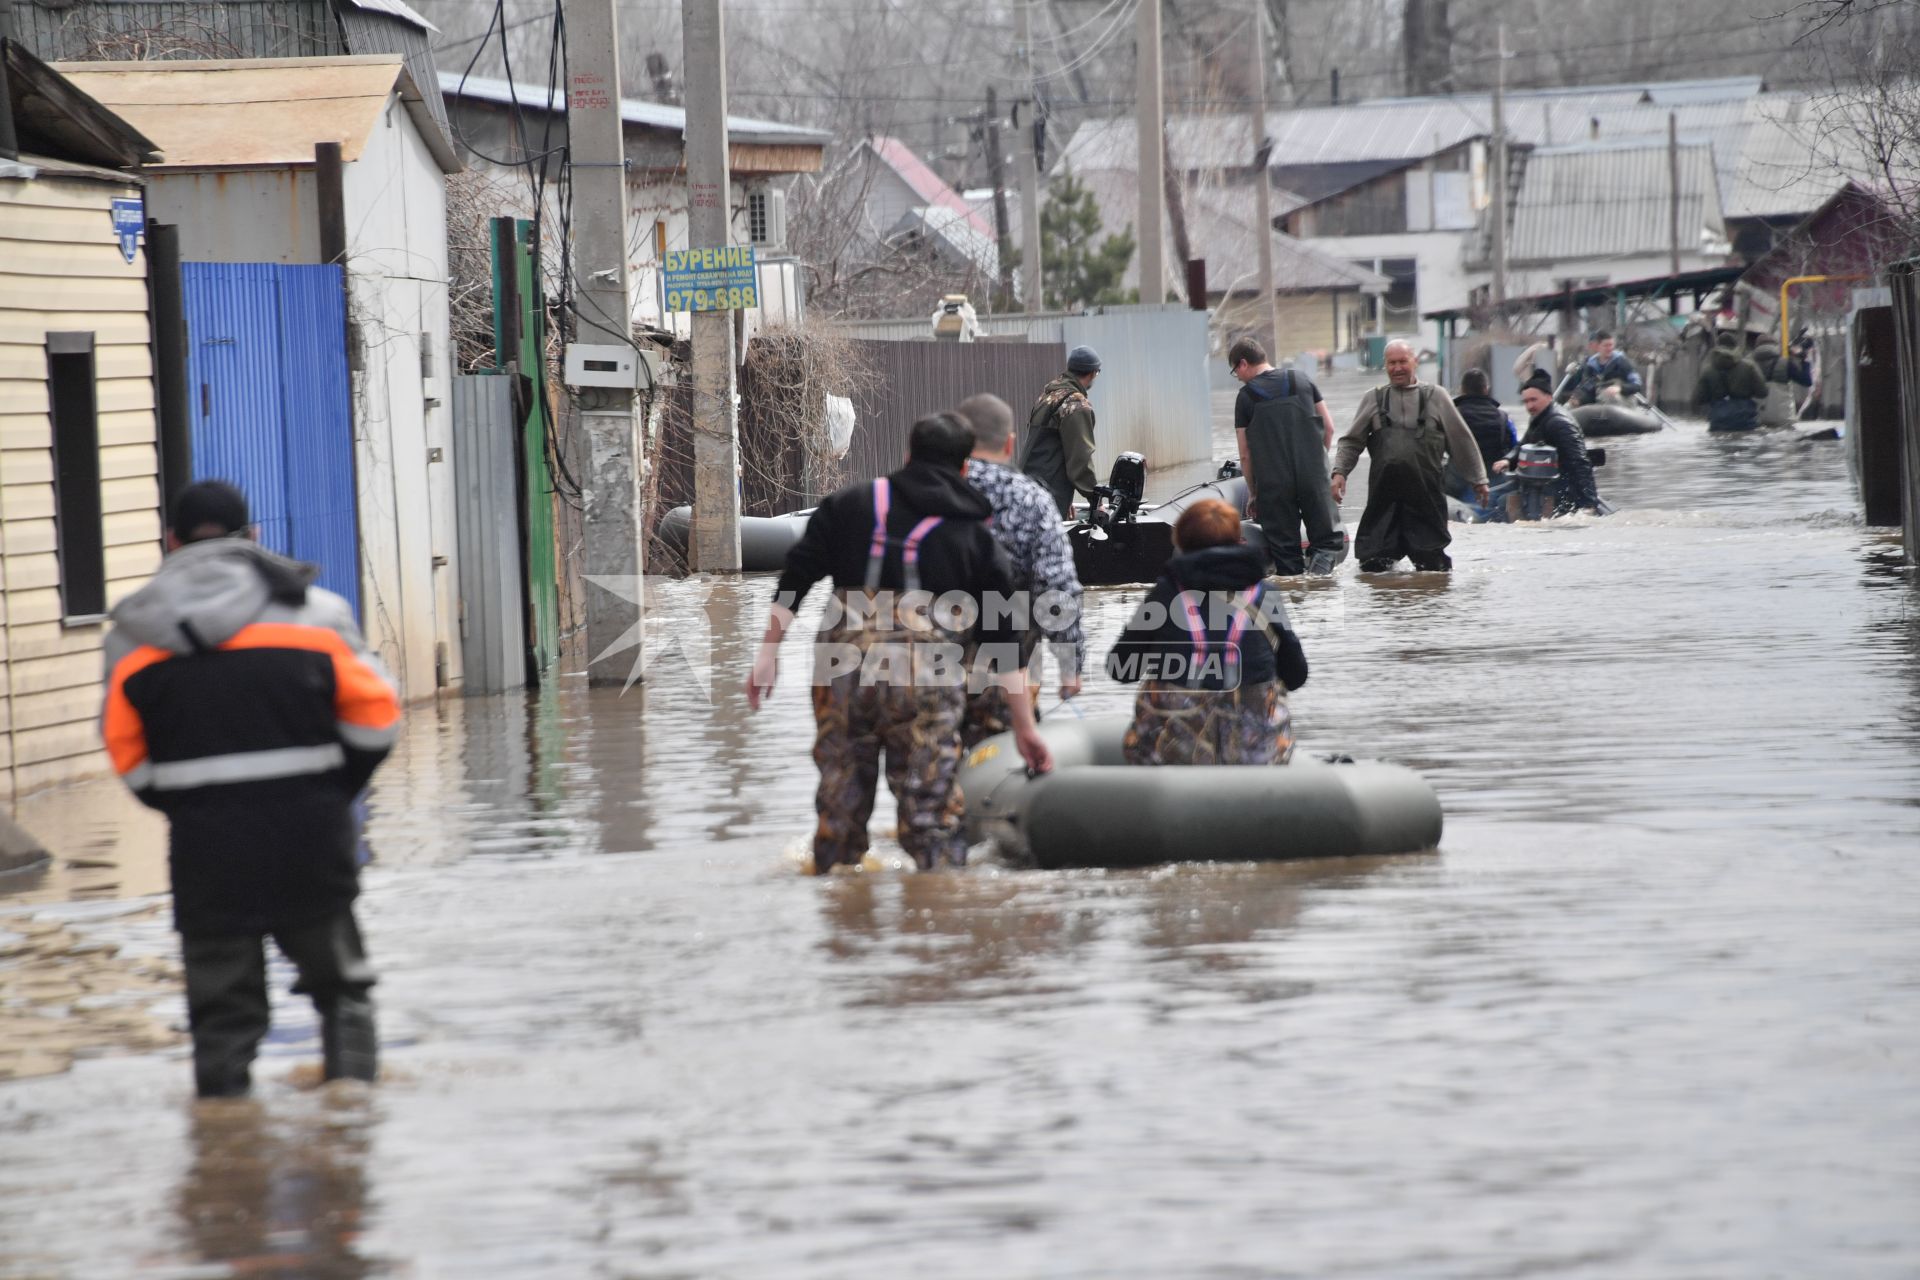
[
  {"xmin": 1667, "ymin": 110, "xmax": 1682, "ymax": 276},
  {"xmin": 1490, "ymin": 21, "xmax": 1507, "ymax": 309},
  {"xmin": 1249, "ymin": 0, "xmax": 1278, "ymax": 350},
  {"xmin": 1137, "ymin": 0, "xmax": 1166, "ymax": 304},
  {"xmin": 684, "ymin": 0, "xmax": 741, "ymax": 572},
  {"xmin": 984, "ymin": 86, "xmax": 1015, "ymax": 309},
  {"xmin": 563, "ymin": 0, "xmax": 644, "ymax": 682},
  {"xmin": 1015, "ymin": 1, "xmax": 1043, "ymax": 311}
]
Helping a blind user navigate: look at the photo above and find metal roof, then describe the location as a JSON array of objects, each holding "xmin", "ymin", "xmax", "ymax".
[
  {"xmin": 1498, "ymin": 141, "xmax": 1724, "ymax": 265},
  {"xmin": 342, "ymin": 0, "xmax": 437, "ymax": 32},
  {"xmin": 1060, "ymin": 77, "xmax": 1766, "ymax": 174},
  {"xmin": 1726, "ymin": 92, "xmax": 1900, "ymax": 221},
  {"xmin": 1078, "ymin": 169, "xmax": 1389, "ymax": 294},
  {"xmin": 56, "ymin": 55, "xmax": 460, "ymax": 173},
  {"xmin": 867, "ymin": 136, "xmax": 995, "ymax": 241},
  {"xmin": 438, "ymin": 72, "xmax": 830, "ymax": 148}
]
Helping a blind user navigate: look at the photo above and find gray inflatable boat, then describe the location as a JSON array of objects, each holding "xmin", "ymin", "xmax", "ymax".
[
  {"xmin": 1571, "ymin": 403, "xmax": 1664, "ymax": 436},
  {"xmin": 959, "ymin": 715, "xmax": 1443, "ymax": 869},
  {"xmin": 657, "ymin": 505, "xmax": 808, "ymax": 572}
]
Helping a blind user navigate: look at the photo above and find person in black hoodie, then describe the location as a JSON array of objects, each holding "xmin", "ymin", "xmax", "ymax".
[
  {"xmin": 748, "ymin": 413, "xmax": 1052, "ymax": 871},
  {"xmin": 1447, "ymin": 367, "xmax": 1517, "ymax": 506},
  {"xmin": 1504, "ymin": 373, "xmax": 1603, "ymax": 518},
  {"xmin": 1106, "ymin": 499, "xmax": 1308, "ymax": 766}
]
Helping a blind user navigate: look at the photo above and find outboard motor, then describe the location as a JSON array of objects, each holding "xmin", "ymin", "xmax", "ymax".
[{"xmin": 1089, "ymin": 451, "xmax": 1147, "ymax": 529}]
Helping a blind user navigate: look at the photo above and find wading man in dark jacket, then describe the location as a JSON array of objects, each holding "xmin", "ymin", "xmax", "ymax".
[
  {"xmin": 1504, "ymin": 373, "xmax": 1603, "ymax": 518},
  {"xmin": 1693, "ymin": 330, "xmax": 1769, "ymax": 431},
  {"xmin": 748, "ymin": 414, "xmax": 1052, "ymax": 872},
  {"xmin": 1332, "ymin": 340, "xmax": 1490, "ymax": 572},
  {"xmin": 1021, "ymin": 345, "xmax": 1102, "ymax": 517},
  {"xmin": 1448, "ymin": 368, "xmax": 1517, "ymax": 506},
  {"xmin": 101, "ymin": 481, "xmax": 401, "ymax": 1098},
  {"xmin": 1228, "ymin": 337, "xmax": 1342, "ymax": 575}
]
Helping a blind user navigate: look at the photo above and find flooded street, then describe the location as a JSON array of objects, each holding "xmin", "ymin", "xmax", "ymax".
[{"xmin": 4, "ymin": 370, "xmax": 1919, "ymax": 1278}]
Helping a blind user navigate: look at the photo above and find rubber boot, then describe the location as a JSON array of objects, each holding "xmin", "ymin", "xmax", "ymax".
[{"xmin": 320, "ymin": 996, "xmax": 378, "ymax": 1084}]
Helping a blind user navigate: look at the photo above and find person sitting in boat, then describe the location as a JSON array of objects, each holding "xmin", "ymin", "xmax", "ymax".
[
  {"xmin": 1692, "ymin": 329, "xmax": 1769, "ymax": 432},
  {"xmin": 1447, "ymin": 367, "xmax": 1517, "ymax": 509},
  {"xmin": 1570, "ymin": 331, "xmax": 1644, "ymax": 406},
  {"xmin": 1498, "ymin": 372, "xmax": 1603, "ymax": 520},
  {"xmin": 1106, "ymin": 499, "xmax": 1308, "ymax": 767}
]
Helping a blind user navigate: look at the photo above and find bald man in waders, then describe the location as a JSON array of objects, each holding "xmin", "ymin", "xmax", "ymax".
[{"xmin": 1331, "ymin": 341, "xmax": 1490, "ymax": 572}]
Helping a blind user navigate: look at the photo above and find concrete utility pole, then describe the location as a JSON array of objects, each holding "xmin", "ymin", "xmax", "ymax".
[
  {"xmin": 1015, "ymin": 1, "xmax": 1044, "ymax": 311},
  {"xmin": 1491, "ymin": 21, "xmax": 1508, "ymax": 309},
  {"xmin": 563, "ymin": 0, "xmax": 644, "ymax": 682},
  {"xmin": 1137, "ymin": 0, "xmax": 1166, "ymax": 304},
  {"xmin": 1249, "ymin": 0, "xmax": 1278, "ymax": 350},
  {"xmin": 684, "ymin": 0, "xmax": 742, "ymax": 571},
  {"xmin": 984, "ymin": 86, "xmax": 1015, "ymax": 308},
  {"xmin": 1667, "ymin": 110, "xmax": 1682, "ymax": 276}
]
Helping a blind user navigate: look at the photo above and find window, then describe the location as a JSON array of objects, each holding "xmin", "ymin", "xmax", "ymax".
[{"xmin": 46, "ymin": 332, "xmax": 106, "ymax": 621}]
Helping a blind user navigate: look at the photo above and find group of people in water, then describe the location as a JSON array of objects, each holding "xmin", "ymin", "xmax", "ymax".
[{"xmin": 748, "ymin": 320, "xmax": 1811, "ymax": 875}]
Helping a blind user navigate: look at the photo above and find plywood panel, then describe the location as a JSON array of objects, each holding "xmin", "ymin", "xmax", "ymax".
[
  {"xmin": 9, "ymin": 650, "xmax": 103, "ymax": 697},
  {"xmin": 9, "ymin": 684, "xmax": 104, "ymax": 733}
]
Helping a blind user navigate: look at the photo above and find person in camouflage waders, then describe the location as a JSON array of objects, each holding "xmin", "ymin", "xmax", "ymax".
[
  {"xmin": 1106, "ymin": 499, "xmax": 1310, "ymax": 766},
  {"xmin": 747, "ymin": 414, "xmax": 1053, "ymax": 871}
]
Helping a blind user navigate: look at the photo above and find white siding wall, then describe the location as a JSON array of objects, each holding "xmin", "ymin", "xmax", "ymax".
[
  {"xmin": 342, "ymin": 93, "xmax": 458, "ymax": 699},
  {"xmin": 1301, "ymin": 230, "xmax": 1476, "ymax": 318},
  {"xmin": 0, "ymin": 173, "xmax": 163, "ymax": 801}
]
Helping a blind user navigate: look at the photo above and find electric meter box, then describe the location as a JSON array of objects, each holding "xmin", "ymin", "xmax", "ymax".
[{"xmin": 564, "ymin": 343, "xmax": 652, "ymax": 389}]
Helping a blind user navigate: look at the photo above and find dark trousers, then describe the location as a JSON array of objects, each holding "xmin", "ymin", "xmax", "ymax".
[
  {"xmin": 182, "ymin": 911, "xmax": 377, "ymax": 1098},
  {"xmin": 1252, "ymin": 428, "xmax": 1341, "ymax": 574}
]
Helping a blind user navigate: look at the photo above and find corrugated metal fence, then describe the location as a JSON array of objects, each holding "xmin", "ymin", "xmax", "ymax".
[
  {"xmin": 451, "ymin": 375, "xmax": 526, "ymax": 694},
  {"xmin": 829, "ymin": 305, "xmax": 1214, "ymax": 471},
  {"xmin": 841, "ymin": 340, "xmax": 1066, "ymax": 486},
  {"xmin": 182, "ymin": 261, "xmax": 359, "ymax": 615}
]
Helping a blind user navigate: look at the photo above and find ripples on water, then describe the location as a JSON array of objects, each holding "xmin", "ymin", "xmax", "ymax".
[{"xmin": 2, "ymin": 376, "xmax": 1918, "ymax": 1277}]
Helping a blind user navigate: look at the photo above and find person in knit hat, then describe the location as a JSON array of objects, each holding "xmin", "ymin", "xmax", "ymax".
[{"xmin": 1020, "ymin": 346, "xmax": 1103, "ymax": 518}]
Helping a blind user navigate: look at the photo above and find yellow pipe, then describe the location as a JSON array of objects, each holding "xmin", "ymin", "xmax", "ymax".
[{"xmin": 1778, "ymin": 274, "xmax": 1868, "ymax": 350}]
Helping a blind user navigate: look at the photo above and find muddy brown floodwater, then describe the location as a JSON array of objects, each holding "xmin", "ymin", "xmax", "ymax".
[{"xmin": 3, "ymin": 371, "xmax": 1919, "ymax": 1278}]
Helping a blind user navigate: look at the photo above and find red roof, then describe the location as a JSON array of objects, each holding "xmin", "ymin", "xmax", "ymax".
[{"xmin": 869, "ymin": 135, "xmax": 995, "ymax": 241}]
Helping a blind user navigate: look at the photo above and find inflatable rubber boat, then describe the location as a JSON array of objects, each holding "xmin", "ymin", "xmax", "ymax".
[
  {"xmin": 958, "ymin": 714, "xmax": 1443, "ymax": 869},
  {"xmin": 1571, "ymin": 402, "xmax": 1665, "ymax": 436},
  {"xmin": 1069, "ymin": 455, "xmax": 1348, "ymax": 586},
  {"xmin": 657, "ymin": 505, "xmax": 808, "ymax": 572}
]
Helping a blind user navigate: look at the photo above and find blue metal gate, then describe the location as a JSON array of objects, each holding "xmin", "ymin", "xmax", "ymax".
[{"xmin": 182, "ymin": 262, "xmax": 359, "ymax": 616}]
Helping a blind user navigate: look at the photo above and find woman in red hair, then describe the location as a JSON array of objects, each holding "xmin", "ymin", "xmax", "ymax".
[{"xmin": 1105, "ymin": 498, "xmax": 1308, "ymax": 765}]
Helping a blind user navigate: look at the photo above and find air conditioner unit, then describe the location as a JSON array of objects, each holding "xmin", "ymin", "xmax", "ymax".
[{"xmin": 747, "ymin": 186, "xmax": 786, "ymax": 251}]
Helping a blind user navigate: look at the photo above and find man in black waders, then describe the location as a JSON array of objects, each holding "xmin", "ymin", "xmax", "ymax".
[
  {"xmin": 101, "ymin": 481, "xmax": 400, "ymax": 1097},
  {"xmin": 747, "ymin": 414, "xmax": 1053, "ymax": 872},
  {"xmin": 1693, "ymin": 329, "xmax": 1769, "ymax": 431},
  {"xmin": 1021, "ymin": 345, "xmax": 1103, "ymax": 518},
  {"xmin": 1331, "ymin": 339, "xmax": 1490, "ymax": 572},
  {"xmin": 1227, "ymin": 337, "xmax": 1342, "ymax": 576}
]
